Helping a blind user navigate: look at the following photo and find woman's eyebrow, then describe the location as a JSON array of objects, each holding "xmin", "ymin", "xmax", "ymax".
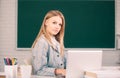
[{"xmin": 52, "ymin": 20, "xmax": 62, "ymax": 24}]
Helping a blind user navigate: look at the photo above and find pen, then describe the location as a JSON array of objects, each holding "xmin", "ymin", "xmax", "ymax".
[
  {"xmin": 11, "ymin": 58, "xmax": 15, "ymax": 65},
  {"xmin": 6, "ymin": 57, "xmax": 10, "ymax": 65},
  {"xmin": 14, "ymin": 58, "xmax": 17, "ymax": 65},
  {"xmin": 8, "ymin": 58, "xmax": 12, "ymax": 65},
  {"xmin": 4, "ymin": 58, "xmax": 7, "ymax": 65}
]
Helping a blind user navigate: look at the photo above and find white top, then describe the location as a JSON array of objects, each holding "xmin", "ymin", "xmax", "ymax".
[{"xmin": 51, "ymin": 36, "xmax": 60, "ymax": 52}]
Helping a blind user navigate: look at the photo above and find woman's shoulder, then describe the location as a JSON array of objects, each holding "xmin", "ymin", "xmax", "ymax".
[
  {"xmin": 37, "ymin": 35, "xmax": 48, "ymax": 46},
  {"xmin": 32, "ymin": 35, "xmax": 49, "ymax": 51}
]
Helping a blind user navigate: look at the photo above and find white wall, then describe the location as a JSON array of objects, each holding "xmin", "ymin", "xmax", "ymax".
[
  {"xmin": 0, "ymin": 0, "xmax": 120, "ymax": 72},
  {"xmin": 116, "ymin": 0, "xmax": 120, "ymax": 34},
  {"xmin": 0, "ymin": 0, "xmax": 32, "ymax": 71}
]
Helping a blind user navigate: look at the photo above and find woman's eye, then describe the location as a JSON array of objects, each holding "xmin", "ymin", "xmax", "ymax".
[
  {"xmin": 53, "ymin": 22, "xmax": 57, "ymax": 24},
  {"xmin": 59, "ymin": 24, "xmax": 62, "ymax": 26}
]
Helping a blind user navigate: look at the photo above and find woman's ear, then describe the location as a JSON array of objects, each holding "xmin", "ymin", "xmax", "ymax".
[{"xmin": 45, "ymin": 20, "xmax": 48, "ymax": 26}]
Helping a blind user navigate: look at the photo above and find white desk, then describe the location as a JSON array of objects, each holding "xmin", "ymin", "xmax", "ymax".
[
  {"xmin": 32, "ymin": 75, "xmax": 55, "ymax": 78},
  {"xmin": 84, "ymin": 66, "xmax": 120, "ymax": 78},
  {"xmin": 0, "ymin": 72, "xmax": 55, "ymax": 78},
  {"xmin": 18, "ymin": 75, "xmax": 55, "ymax": 78}
]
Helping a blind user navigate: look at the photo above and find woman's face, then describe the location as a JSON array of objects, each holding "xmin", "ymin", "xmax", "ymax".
[{"xmin": 45, "ymin": 16, "xmax": 62, "ymax": 36}]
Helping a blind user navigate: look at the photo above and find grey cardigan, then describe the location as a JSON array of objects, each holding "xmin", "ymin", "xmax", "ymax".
[{"xmin": 32, "ymin": 35, "xmax": 67, "ymax": 77}]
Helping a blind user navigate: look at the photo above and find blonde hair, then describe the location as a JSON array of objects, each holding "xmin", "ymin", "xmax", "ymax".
[{"xmin": 32, "ymin": 10, "xmax": 65, "ymax": 56}]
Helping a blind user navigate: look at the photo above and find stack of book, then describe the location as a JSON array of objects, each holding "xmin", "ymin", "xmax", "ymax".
[
  {"xmin": 84, "ymin": 69, "xmax": 120, "ymax": 78},
  {"xmin": 0, "ymin": 72, "xmax": 5, "ymax": 78}
]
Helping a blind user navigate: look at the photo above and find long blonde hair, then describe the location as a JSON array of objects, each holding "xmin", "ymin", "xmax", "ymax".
[{"xmin": 32, "ymin": 10, "xmax": 65, "ymax": 56}]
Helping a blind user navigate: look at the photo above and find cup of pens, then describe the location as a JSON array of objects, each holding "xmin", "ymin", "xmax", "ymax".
[{"xmin": 4, "ymin": 57, "xmax": 18, "ymax": 78}]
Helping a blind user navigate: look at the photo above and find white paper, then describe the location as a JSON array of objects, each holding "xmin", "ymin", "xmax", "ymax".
[{"xmin": 20, "ymin": 65, "xmax": 32, "ymax": 78}]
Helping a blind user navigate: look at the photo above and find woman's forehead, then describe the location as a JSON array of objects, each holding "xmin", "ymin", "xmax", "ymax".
[{"xmin": 47, "ymin": 16, "xmax": 62, "ymax": 22}]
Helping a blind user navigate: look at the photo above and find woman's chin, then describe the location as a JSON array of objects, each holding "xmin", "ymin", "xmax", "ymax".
[{"xmin": 53, "ymin": 32, "xmax": 59, "ymax": 35}]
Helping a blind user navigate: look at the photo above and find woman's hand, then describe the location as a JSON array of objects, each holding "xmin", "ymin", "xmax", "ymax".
[{"xmin": 55, "ymin": 68, "xmax": 66, "ymax": 76}]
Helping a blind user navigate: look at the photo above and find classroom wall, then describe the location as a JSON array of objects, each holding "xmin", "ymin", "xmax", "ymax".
[
  {"xmin": 0, "ymin": 0, "xmax": 32, "ymax": 71},
  {"xmin": 0, "ymin": 0, "xmax": 120, "ymax": 72}
]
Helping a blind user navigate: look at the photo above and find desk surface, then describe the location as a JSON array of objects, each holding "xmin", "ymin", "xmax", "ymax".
[
  {"xmin": 0, "ymin": 72, "xmax": 55, "ymax": 78},
  {"xmin": 0, "ymin": 72, "xmax": 57, "ymax": 78},
  {"xmin": 18, "ymin": 75, "xmax": 55, "ymax": 78},
  {"xmin": 32, "ymin": 75, "xmax": 55, "ymax": 78},
  {"xmin": 1, "ymin": 66, "xmax": 120, "ymax": 78}
]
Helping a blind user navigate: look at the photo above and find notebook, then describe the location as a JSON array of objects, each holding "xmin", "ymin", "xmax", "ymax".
[{"xmin": 66, "ymin": 50, "xmax": 102, "ymax": 78}]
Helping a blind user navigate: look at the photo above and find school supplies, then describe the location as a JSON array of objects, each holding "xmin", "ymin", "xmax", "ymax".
[
  {"xmin": 4, "ymin": 58, "xmax": 17, "ymax": 65},
  {"xmin": 4, "ymin": 58, "xmax": 18, "ymax": 78},
  {"xmin": 4, "ymin": 65, "xmax": 18, "ymax": 78}
]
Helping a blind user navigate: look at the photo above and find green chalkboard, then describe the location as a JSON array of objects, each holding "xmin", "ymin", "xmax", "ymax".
[{"xmin": 18, "ymin": 0, "xmax": 115, "ymax": 48}]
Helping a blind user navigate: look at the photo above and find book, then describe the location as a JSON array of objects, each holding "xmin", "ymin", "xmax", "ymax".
[
  {"xmin": 0, "ymin": 76, "xmax": 5, "ymax": 78},
  {"xmin": 0, "ymin": 72, "xmax": 5, "ymax": 78},
  {"xmin": 84, "ymin": 69, "xmax": 120, "ymax": 78}
]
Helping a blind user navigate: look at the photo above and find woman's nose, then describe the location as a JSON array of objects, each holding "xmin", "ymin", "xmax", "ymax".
[{"xmin": 56, "ymin": 24, "xmax": 60, "ymax": 29}]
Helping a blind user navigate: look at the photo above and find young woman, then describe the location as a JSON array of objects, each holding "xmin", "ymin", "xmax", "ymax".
[{"xmin": 32, "ymin": 10, "xmax": 67, "ymax": 77}]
